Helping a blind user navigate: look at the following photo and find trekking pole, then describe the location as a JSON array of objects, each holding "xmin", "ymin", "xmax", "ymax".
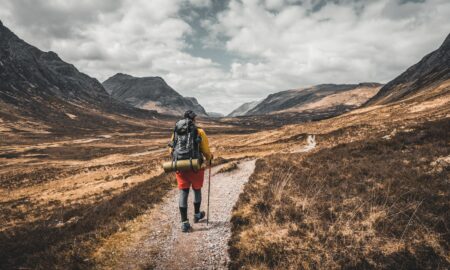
[{"xmin": 207, "ymin": 162, "xmax": 211, "ymax": 226}]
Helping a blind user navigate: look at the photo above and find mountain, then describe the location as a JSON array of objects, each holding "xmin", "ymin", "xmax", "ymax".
[
  {"xmin": 102, "ymin": 73, "xmax": 207, "ymax": 117},
  {"xmin": 0, "ymin": 20, "xmax": 107, "ymax": 104},
  {"xmin": 207, "ymin": 112, "xmax": 225, "ymax": 118},
  {"xmin": 228, "ymin": 100, "xmax": 262, "ymax": 117},
  {"xmin": 367, "ymin": 33, "xmax": 450, "ymax": 105},
  {"xmin": 0, "ymin": 20, "xmax": 156, "ymax": 134},
  {"xmin": 233, "ymin": 83, "xmax": 382, "ymax": 116}
]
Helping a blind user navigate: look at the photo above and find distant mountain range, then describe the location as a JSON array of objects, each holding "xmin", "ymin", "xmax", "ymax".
[
  {"xmin": 102, "ymin": 73, "xmax": 207, "ymax": 117},
  {"xmin": 367, "ymin": 33, "xmax": 450, "ymax": 105},
  {"xmin": 1, "ymin": 18, "xmax": 448, "ymax": 131},
  {"xmin": 228, "ymin": 100, "xmax": 262, "ymax": 117},
  {"xmin": 207, "ymin": 112, "xmax": 225, "ymax": 118},
  {"xmin": 229, "ymin": 83, "xmax": 382, "ymax": 117},
  {"xmin": 229, "ymin": 33, "xmax": 450, "ymax": 118}
]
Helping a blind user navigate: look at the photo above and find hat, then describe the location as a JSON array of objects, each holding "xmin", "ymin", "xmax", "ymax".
[{"xmin": 184, "ymin": 110, "xmax": 197, "ymax": 120}]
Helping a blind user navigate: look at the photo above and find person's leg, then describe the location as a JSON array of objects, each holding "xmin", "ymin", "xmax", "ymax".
[
  {"xmin": 193, "ymin": 188, "xmax": 201, "ymax": 214},
  {"xmin": 179, "ymin": 188, "xmax": 189, "ymax": 222},
  {"xmin": 193, "ymin": 188, "xmax": 205, "ymax": 222},
  {"xmin": 191, "ymin": 169, "xmax": 205, "ymax": 223}
]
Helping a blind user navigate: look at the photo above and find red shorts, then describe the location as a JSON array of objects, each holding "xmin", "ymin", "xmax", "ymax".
[{"xmin": 176, "ymin": 168, "xmax": 205, "ymax": 189}]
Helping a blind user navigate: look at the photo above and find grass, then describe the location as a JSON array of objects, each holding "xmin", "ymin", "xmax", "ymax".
[
  {"xmin": 0, "ymin": 172, "xmax": 176, "ymax": 269},
  {"xmin": 229, "ymin": 118, "xmax": 450, "ymax": 269},
  {"xmin": 216, "ymin": 161, "xmax": 239, "ymax": 175}
]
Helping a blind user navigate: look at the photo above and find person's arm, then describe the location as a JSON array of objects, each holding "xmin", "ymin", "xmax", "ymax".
[{"xmin": 198, "ymin": 128, "xmax": 213, "ymax": 162}]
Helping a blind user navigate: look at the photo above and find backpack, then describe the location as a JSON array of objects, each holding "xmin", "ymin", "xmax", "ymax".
[{"xmin": 170, "ymin": 118, "xmax": 202, "ymax": 163}]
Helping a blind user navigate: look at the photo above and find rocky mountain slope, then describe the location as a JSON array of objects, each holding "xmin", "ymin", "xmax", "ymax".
[
  {"xmin": 228, "ymin": 100, "xmax": 261, "ymax": 117},
  {"xmin": 0, "ymin": 20, "xmax": 157, "ymax": 135},
  {"xmin": 231, "ymin": 83, "xmax": 382, "ymax": 116},
  {"xmin": 367, "ymin": 33, "xmax": 450, "ymax": 105},
  {"xmin": 102, "ymin": 73, "xmax": 207, "ymax": 116}
]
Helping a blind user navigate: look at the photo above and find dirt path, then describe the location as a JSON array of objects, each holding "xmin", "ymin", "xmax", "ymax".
[{"xmin": 95, "ymin": 159, "xmax": 256, "ymax": 269}]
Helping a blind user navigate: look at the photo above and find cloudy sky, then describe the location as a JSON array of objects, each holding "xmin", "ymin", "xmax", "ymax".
[{"xmin": 0, "ymin": 0, "xmax": 449, "ymax": 114}]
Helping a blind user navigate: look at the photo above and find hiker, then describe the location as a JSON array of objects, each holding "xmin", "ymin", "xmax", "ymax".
[{"xmin": 168, "ymin": 110, "xmax": 213, "ymax": 232}]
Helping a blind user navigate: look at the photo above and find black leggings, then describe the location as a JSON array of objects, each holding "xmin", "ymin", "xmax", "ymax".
[
  {"xmin": 179, "ymin": 188, "xmax": 202, "ymax": 222},
  {"xmin": 179, "ymin": 188, "xmax": 201, "ymax": 207}
]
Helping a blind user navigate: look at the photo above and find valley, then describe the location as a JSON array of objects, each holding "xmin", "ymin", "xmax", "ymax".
[
  {"xmin": 1, "ymin": 84, "xmax": 448, "ymax": 268},
  {"xmin": 0, "ymin": 16, "xmax": 449, "ymax": 270}
]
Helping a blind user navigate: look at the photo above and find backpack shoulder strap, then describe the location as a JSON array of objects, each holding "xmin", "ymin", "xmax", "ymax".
[{"xmin": 169, "ymin": 123, "xmax": 178, "ymax": 158}]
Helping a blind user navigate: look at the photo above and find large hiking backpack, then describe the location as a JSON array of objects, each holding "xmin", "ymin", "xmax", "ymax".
[{"xmin": 171, "ymin": 118, "xmax": 202, "ymax": 163}]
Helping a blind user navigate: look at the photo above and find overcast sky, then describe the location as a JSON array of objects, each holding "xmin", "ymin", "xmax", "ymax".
[{"xmin": 0, "ymin": 0, "xmax": 449, "ymax": 114}]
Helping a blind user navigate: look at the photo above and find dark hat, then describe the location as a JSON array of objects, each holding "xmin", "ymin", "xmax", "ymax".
[{"xmin": 184, "ymin": 110, "xmax": 197, "ymax": 120}]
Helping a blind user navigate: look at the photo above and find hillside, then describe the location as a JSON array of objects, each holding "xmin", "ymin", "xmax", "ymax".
[
  {"xmin": 367, "ymin": 33, "xmax": 450, "ymax": 105},
  {"xmin": 228, "ymin": 100, "xmax": 261, "ymax": 117},
  {"xmin": 224, "ymin": 33, "xmax": 450, "ymax": 270},
  {"xmin": 0, "ymin": 20, "xmax": 158, "ymax": 136},
  {"xmin": 232, "ymin": 83, "xmax": 382, "ymax": 117},
  {"xmin": 230, "ymin": 118, "xmax": 449, "ymax": 269},
  {"xmin": 207, "ymin": 112, "xmax": 225, "ymax": 118},
  {"xmin": 102, "ymin": 73, "xmax": 207, "ymax": 116}
]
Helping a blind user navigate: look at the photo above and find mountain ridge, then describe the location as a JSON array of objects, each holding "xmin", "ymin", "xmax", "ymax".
[
  {"xmin": 0, "ymin": 21, "xmax": 156, "ymax": 134},
  {"xmin": 230, "ymin": 83, "xmax": 382, "ymax": 117},
  {"xmin": 102, "ymin": 73, "xmax": 208, "ymax": 117},
  {"xmin": 366, "ymin": 33, "xmax": 450, "ymax": 105},
  {"xmin": 228, "ymin": 100, "xmax": 262, "ymax": 117}
]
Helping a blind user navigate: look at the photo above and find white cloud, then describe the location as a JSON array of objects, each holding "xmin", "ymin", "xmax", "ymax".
[
  {"xmin": 265, "ymin": 0, "xmax": 286, "ymax": 11},
  {"xmin": 0, "ymin": 0, "xmax": 449, "ymax": 114},
  {"xmin": 201, "ymin": 0, "xmax": 450, "ymax": 111}
]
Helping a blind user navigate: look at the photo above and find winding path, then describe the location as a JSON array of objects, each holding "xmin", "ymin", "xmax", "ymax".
[{"xmin": 96, "ymin": 159, "xmax": 256, "ymax": 269}]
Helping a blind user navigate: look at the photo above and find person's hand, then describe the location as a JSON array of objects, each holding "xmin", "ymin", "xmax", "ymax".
[{"xmin": 207, "ymin": 154, "xmax": 213, "ymax": 166}]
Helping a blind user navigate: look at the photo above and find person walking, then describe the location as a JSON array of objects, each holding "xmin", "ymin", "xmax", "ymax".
[{"xmin": 168, "ymin": 110, "xmax": 213, "ymax": 232}]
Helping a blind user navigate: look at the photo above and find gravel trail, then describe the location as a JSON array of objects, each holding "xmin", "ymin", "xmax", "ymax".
[{"xmin": 104, "ymin": 159, "xmax": 256, "ymax": 269}]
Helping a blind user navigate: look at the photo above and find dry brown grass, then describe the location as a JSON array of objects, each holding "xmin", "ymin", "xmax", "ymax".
[
  {"xmin": 0, "ymin": 89, "xmax": 448, "ymax": 269},
  {"xmin": 229, "ymin": 118, "xmax": 450, "ymax": 269},
  {"xmin": 0, "ymin": 171, "xmax": 176, "ymax": 269},
  {"xmin": 0, "ymin": 112, "xmax": 257, "ymax": 269},
  {"xmin": 216, "ymin": 161, "xmax": 239, "ymax": 175}
]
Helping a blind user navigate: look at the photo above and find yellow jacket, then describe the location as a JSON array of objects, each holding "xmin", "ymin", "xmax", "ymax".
[{"xmin": 169, "ymin": 128, "xmax": 213, "ymax": 161}]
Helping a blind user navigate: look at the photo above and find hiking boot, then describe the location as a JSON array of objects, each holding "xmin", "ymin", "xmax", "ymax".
[
  {"xmin": 194, "ymin": 211, "xmax": 206, "ymax": 223},
  {"xmin": 181, "ymin": 221, "xmax": 191, "ymax": 232}
]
